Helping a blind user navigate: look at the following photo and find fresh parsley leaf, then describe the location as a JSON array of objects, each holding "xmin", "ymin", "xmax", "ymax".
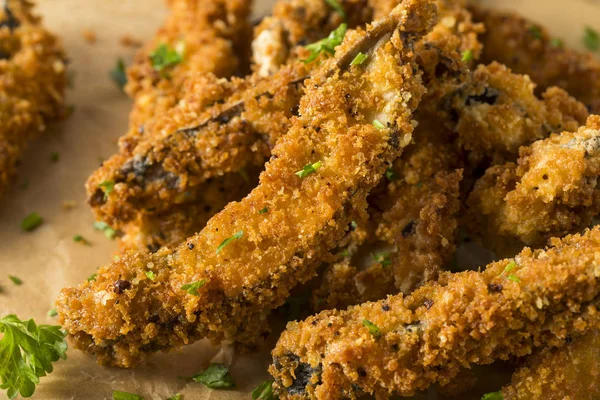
[
  {"xmin": 145, "ymin": 271, "xmax": 156, "ymax": 281},
  {"xmin": 303, "ymin": 23, "xmax": 347, "ymax": 64},
  {"xmin": 385, "ymin": 168, "xmax": 397, "ymax": 182},
  {"xmin": 49, "ymin": 152, "xmax": 60, "ymax": 162},
  {"xmin": 112, "ymin": 390, "xmax": 144, "ymax": 400},
  {"xmin": 93, "ymin": 221, "xmax": 117, "ymax": 239},
  {"xmin": 150, "ymin": 43, "xmax": 183, "ymax": 74},
  {"xmin": 502, "ymin": 261, "xmax": 517, "ymax": 275},
  {"xmin": 372, "ymin": 119, "xmax": 386, "ymax": 130},
  {"xmin": 529, "ymin": 25, "xmax": 542, "ymax": 40},
  {"xmin": 295, "ymin": 161, "xmax": 322, "ymax": 178},
  {"xmin": 324, "ymin": 0, "xmax": 345, "ymax": 18},
  {"xmin": 216, "ymin": 231, "xmax": 244, "ymax": 254},
  {"xmin": 350, "ymin": 52, "xmax": 368, "ymax": 66},
  {"xmin": 21, "ymin": 212, "xmax": 43, "ymax": 232},
  {"xmin": 166, "ymin": 394, "xmax": 182, "ymax": 400},
  {"xmin": 481, "ymin": 391, "xmax": 503, "ymax": 400},
  {"xmin": 73, "ymin": 235, "xmax": 89, "ymax": 245},
  {"xmin": 461, "ymin": 49, "xmax": 473, "ymax": 62},
  {"xmin": 191, "ymin": 363, "xmax": 236, "ymax": 389},
  {"xmin": 362, "ymin": 319, "xmax": 381, "ymax": 337},
  {"xmin": 507, "ymin": 274, "xmax": 521, "ymax": 283},
  {"xmin": 181, "ymin": 279, "xmax": 207, "ymax": 296},
  {"xmin": 98, "ymin": 180, "xmax": 115, "ymax": 200},
  {"xmin": 550, "ymin": 38, "xmax": 563, "ymax": 47},
  {"xmin": 372, "ymin": 252, "xmax": 392, "ymax": 267},
  {"xmin": 87, "ymin": 273, "xmax": 98, "ymax": 282},
  {"xmin": 252, "ymin": 380, "xmax": 276, "ymax": 400},
  {"xmin": 47, "ymin": 309, "xmax": 58, "ymax": 318},
  {"xmin": 110, "ymin": 58, "xmax": 127, "ymax": 90},
  {"xmin": 8, "ymin": 276, "xmax": 22, "ymax": 286},
  {"xmin": 0, "ymin": 315, "xmax": 68, "ymax": 399},
  {"xmin": 258, "ymin": 207, "xmax": 269, "ymax": 214},
  {"xmin": 583, "ymin": 26, "xmax": 599, "ymax": 51}
]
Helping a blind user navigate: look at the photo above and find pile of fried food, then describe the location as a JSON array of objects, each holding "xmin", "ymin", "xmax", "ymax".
[{"xmin": 33, "ymin": 0, "xmax": 600, "ymax": 398}]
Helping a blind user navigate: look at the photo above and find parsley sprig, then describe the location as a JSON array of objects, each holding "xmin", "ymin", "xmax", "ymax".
[
  {"xmin": 0, "ymin": 315, "xmax": 68, "ymax": 399},
  {"xmin": 112, "ymin": 390, "xmax": 144, "ymax": 400},
  {"xmin": 191, "ymin": 363, "xmax": 236, "ymax": 389},
  {"xmin": 181, "ymin": 279, "xmax": 207, "ymax": 296},
  {"xmin": 303, "ymin": 23, "xmax": 347, "ymax": 64},
  {"xmin": 583, "ymin": 26, "xmax": 600, "ymax": 51},
  {"xmin": 149, "ymin": 43, "xmax": 183, "ymax": 75},
  {"xmin": 481, "ymin": 391, "xmax": 503, "ymax": 400},
  {"xmin": 362, "ymin": 319, "xmax": 381, "ymax": 337},
  {"xmin": 252, "ymin": 380, "xmax": 276, "ymax": 400},
  {"xmin": 110, "ymin": 58, "xmax": 127, "ymax": 90},
  {"xmin": 296, "ymin": 161, "xmax": 323, "ymax": 178},
  {"xmin": 216, "ymin": 231, "xmax": 244, "ymax": 254}
]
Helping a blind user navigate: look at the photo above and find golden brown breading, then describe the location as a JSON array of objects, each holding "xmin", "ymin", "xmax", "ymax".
[
  {"xmin": 57, "ymin": 1, "xmax": 437, "ymax": 368},
  {"xmin": 270, "ymin": 227, "xmax": 600, "ymax": 399},
  {"xmin": 466, "ymin": 115, "xmax": 600, "ymax": 255},
  {"xmin": 502, "ymin": 330, "xmax": 600, "ymax": 400},
  {"xmin": 440, "ymin": 62, "xmax": 589, "ymax": 166},
  {"xmin": 120, "ymin": 0, "xmax": 253, "ymax": 153},
  {"xmin": 471, "ymin": 5, "xmax": 600, "ymax": 114},
  {"xmin": 0, "ymin": 0, "xmax": 67, "ymax": 197}
]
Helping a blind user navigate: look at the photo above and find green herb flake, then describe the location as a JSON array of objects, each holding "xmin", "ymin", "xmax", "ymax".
[
  {"xmin": 481, "ymin": 391, "xmax": 504, "ymax": 400},
  {"xmin": 295, "ymin": 161, "xmax": 323, "ymax": 178},
  {"xmin": 373, "ymin": 119, "xmax": 386, "ymax": 130},
  {"xmin": 21, "ymin": 212, "xmax": 43, "ymax": 232},
  {"xmin": 507, "ymin": 274, "xmax": 521, "ymax": 283},
  {"xmin": 181, "ymin": 279, "xmax": 207, "ymax": 296},
  {"xmin": 9, "ymin": 276, "xmax": 22, "ymax": 286},
  {"xmin": 150, "ymin": 43, "xmax": 183, "ymax": 73},
  {"xmin": 166, "ymin": 395, "xmax": 182, "ymax": 400},
  {"xmin": 362, "ymin": 319, "xmax": 381, "ymax": 337},
  {"xmin": 112, "ymin": 390, "xmax": 144, "ymax": 400},
  {"xmin": 373, "ymin": 252, "xmax": 392, "ymax": 268},
  {"xmin": 350, "ymin": 52, "xmax": 368, "ymax": 66},
  {"xmin": 350, "ymin": 220, "xmax": 358, "ymax": 229},
  {"xmin": 385, "ymin": 168, "xmax": 397, "ymax": 182},
  {"xmin": 252, "ymin": 380, "xmax": 276, "ymax": 400},
  {"xmin": 303, "ymin": 23, "xmax": 347, "ymax": 64},
  {"xmin": 73, "ymin": 235, "xmax": 89, "ymax": 245},
  {"xmin": 191, "ymin": 363, "xmax": 236, "ymax": 390},
  {"xmin": 502, "ymin": 261, "xmax": 517, "ymax": 275},
  {"xmin": 216, "ymin": 230, "xmax": 244, "ymax": 254},
  {"xmin": 145, "ymin": 271, "xmax": 156, "ymax": 281},
  {"xmin": 461, "ymin": 49, "xmax": 473, "ymax": 62},
  {"xmin": 87, "ymin": 273, "xmax": 98, "ymax": 282},
  {"xmin": 50, "ymin": 152, "xmax": 60, "ymax": 162},
  {"xmin": 0, "ymin": 315, "xmax": 68, "ymax": 399},
  {"xmin": 324, "ymin": 0, "xmax": 345, "ymax": 18},
  {"xmin": 550, "ymin": 38, "xmax": 564, "ymax": 48},
  {"xmin": 110, "ymin": 58, "xmax": 127, "ymax": 90},
  {"xmin": 93, "ymin": 221, "xmax": 117, "ymax": 239},
  {"xmin": 47, "ymin": 309, "xmax": 58, "ymax": 318},
  {"xmin": 340, "ymin": 249, "xmax": 350, "ymax": 257},
  {"xmin": 258, "ymin": 207, "xmax": 269, "ymax": 214},
  {"xmin": 583, "ymin": 26, "xmax": 600, "ymax": 51},
  {"xmin": 98, "ymin": 180, "xmax": 115, "ymax": 200},
  {"xmin": 529, "ymin": 25, "xmax": 542, "ymax": 40}
]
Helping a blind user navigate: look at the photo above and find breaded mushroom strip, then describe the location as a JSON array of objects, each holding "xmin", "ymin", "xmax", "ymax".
[
  {"xmin": 471, "ymin": 5, "xmax": 600, "ymax": 114},
  {"xmin": 270, "ymin": 227, "xmax": 600, "ymax": 399},
  {"xmin": 466, "ymin": 115, "xmax": 600, "ymax": 255},
  {"xmin": 57, "ymin": 1, "xmax": 437, "ymax": 368},
  {"xmin": 0, "ymin": 0, "xmax": 67, "ymax": 197},
  {"xmin": 501, "ymin": 330, "xmax": 600, "ymax": 400},
  {"xmin": 121, "ymin": 0, "xmax": 253, "ymax": 152}
]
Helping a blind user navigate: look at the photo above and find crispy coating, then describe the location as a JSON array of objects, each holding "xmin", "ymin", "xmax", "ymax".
[
  {"xmin": 0, "ymin": 0, "xmax": 67, "ymax": 197},
  {"xmin": 57, "ymin": 2, "xmax": 436, "ymax": 368},
  {"xmin": 440, "ymin": 62, "xmax": 589, "ymax": 166},
  {"xmin": 270, "ymin": 227, "xmax": 600, "ymax": 399},
  {"xmin": 467, "ymin": 115, "xmax": 600, "ymax": 254},
  {"xmin": 471, "ymin": 5, "xmax": 600, "ymax": 114},
  {"xmin": 502, "ymin": 330, "xmax": 600, "ymax": 400},
  {"xmin": 120, "ymin": 0, "xmax": 253, "ymax": 152}
]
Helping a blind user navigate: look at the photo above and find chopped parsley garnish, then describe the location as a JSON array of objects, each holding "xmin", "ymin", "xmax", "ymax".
[
  {"xmin": 550, "ymin": 38, "xmax": 564, "ymax": 47},
  {"xmin": 252, "ymin": 380, "xmax": 276, "ymax": 400},
  {"xmin": 145, "ymin": 271, "xmax": 156, "ymax": 281},
  {"xmin": 0, "ymin": 315, "xmax": 68, "ymax": 399},
  {"xmin": 461, "ymin": 49, "xmax": 473, "ymax": 62},
  {"xmin": 259, "ymin": 207, "xmax": 269, "ymax": 214},
  {"xmin": 507, "ymin": 274, "xmax": 521, "ymax": 283},
  {"xmin": 303, "ymin": 23, "xmax": 347, "ymax": 64},
  {"xmin": 191, "ymin": 363, "xmax": 236, "ymax": 389},
  {"xmin": 93, "ymin": 221, "xmax": 117, "ymax": 239},
  {"xmin": 50, "ymin": 152, "xmax": 60, "ymax": 162},
  {"xmin": 149, "ymin": 43, "xmax": 183, "ymax": 74},
  {"xmin": 502, "ymin": 261, "xmax": 517, "ymax": 275},
  {"xmin": 372, "ymin": 252, "xmax": 392, "ymax": 267},
  {"xmin": 110, "ymin": 58, "xmax": 127, "ymax": 90},
  {"xmin": 112, "ymin": 390, "xmax": 144, "ymax": 400},
  {"xmin": 166, "ymin": 395, "xmax": 181, "ymax": 400},
  {"xmin": 181, "ymin": 279, "xmax": 207, "ymax": 296},
  {"xmin": 583, "ymin": 26, "xmax": 599, "ymax": 51},
  {"xmin": 372, "ymin": 119, "xmax": 386, "ymax": 130},
  {"xmin": 324, "ymin": 0, "xmax": 345, "ymax": 18},
  {"xmin": 295, "ymin": 161, "xmax": 322, "ymax": 178},
  {"xmin": 362, "ymin": 319, "xmax": 381, "ymax": 337},
  {"xmin": 73, "ymin": 235, "xmax": 89, "ymax": 245},
  {"xmin": 340, "ymin": 249, "xmax": 350, "ymax": 257},
  {"xmin": 481, "ymin": 391, "xmax": 503, "ymax": 400},
  {"xmin": 8, "ymin": 276, "xmax": 22, "ymax": 286},
  {"xmin": 529, "ymin": 25, "xmax": 542, "ymax": 40},
  {"xmin": 350, "ymin": 52, "xmax": 368, "ymax": 66},
  {"xmin": 385, "ymin": 168, "xmax": 397, "ymax": 182},
  {"xmin": 47, "ymin": 309, "xmax": 58, "ymax": 318},
  {"xmin": 87, "ymin": 273, "xmax": 98, "ymax": 282},
  {"xmin": 21, "ymin": 212, "xmax": 43, "ymax": 232},
  {"xmin": 216, "ymin": 231, "xmax": 244, "ymax": 254},
  {"xmin": 98, "ymin": 180, "xmax": 115, "ymax": 200},
  {"xmin": 350, "ymin": 220, "xmax": 358, "ymax": 230}
]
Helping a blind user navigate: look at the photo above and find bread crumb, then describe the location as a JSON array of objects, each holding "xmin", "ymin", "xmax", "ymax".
[
  {"xmin": 82, "ymin": 29, "xmax": 97, "ymax": 44},
  {"xmin": 120, "ymin": 34, "xmax": 143, "ymax": 48},
  {"xmin": 62, "ymin": 200, "xmax": 76, "ymax": 210}
]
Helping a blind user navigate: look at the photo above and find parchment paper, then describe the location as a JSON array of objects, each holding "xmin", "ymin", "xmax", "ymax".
[{"xmin": 0, "ymin": 0, "xmax": 597, "ymax": 399}]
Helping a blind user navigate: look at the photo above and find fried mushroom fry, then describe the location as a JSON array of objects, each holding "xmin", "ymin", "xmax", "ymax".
[
  {"xmin": 270, "ymin": 227, "xmax": 600, "ymax": 399},
  {"xmin": 0, "ymin": 0, "xmax": 67, "ymax": 197},
  {"xmin": 466, "ymin": 115, "xmax": 600, "ymax": 254},
  {"xmin": 57, "ymin": 1, "xmax": 437, "ymax": 368}
]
